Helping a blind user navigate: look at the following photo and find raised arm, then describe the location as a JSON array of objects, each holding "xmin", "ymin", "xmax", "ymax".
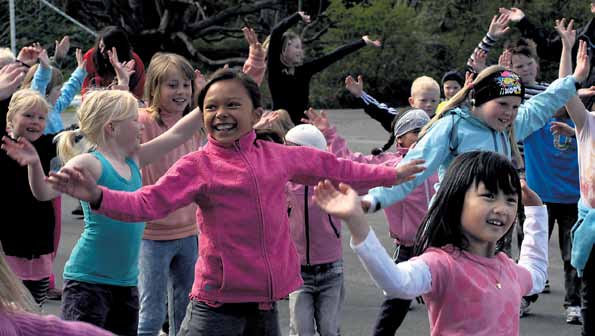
[
  {"xmin": 557, "ymin": 19, "xmax": 589, "ymax": 131},
  {"xmin": 30, "ymin": 49, "xmax": 51, "ymax": 94},
  {"xmin": 517, "ymin": 181, "xmax": 549, "ymax": 295},
  {"xmin": 466, "ymin": 13, "xmax": 511, "ymax": 72},
  {"xmin": 345, "ymin": 75, "xmax": 395, "ymax": 132},
  {"xmin": 314, "ymin": 181, "xmax": 432, "ymax": 299},
  {"xmin": 242, "ymin": 27, "xmax": 266, "ymax": 85},
  {"xmin": 53, "ymin": 49, "xmax": 87, "ymax": 114},
  {"xmin": 267, "ymin": 12, "xmax": 308, "ymax": 74},
  {"xmin": 137, "ymin": 107, "xmax": 203, "ymax": 167}
]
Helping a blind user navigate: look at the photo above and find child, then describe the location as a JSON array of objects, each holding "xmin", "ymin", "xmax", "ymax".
[
  {"xmin": 22, "ymin": 48, "xmax": 86, "ymax": 134},
  {"xmin": 45, "ymin": 68, "xmax": 424, "ymax": 335},
  {"xmin": 268, "ymin": 11, "xmax": 381, "ymax": 125},
  {"xmin": 560, "ymin": 39, "xmax": 595, "ymax": 335},
  {"xmin": 344, "ymin": 75, "xmax": 440, "ymax": 134},
  {"xmin": 0, "ymin": 89, "xmax": 55, "ymax": 307},
  {"xmin": 363, "ymin": 59, "xmax": 585, "ymax": 213},
  {"xmin": 304, "ymin": 107, "xmax": 437, "ymax": 335},
  {"xmin": 0, "ymin": 250, "xmax": 113, "ymax": 335},
  {"xmin": 315, "ymin": 151, "xmax": 548, "ymax": 335},
  {"xmin": 2, "ymin": 86, "xmax": 202, "ymax": 335},
  {"xmin": 137, "ymin": 35, "xmax": 266, "ymax": 335},
  {"xmin": 436, "ymin": 71, "xmax": 464, "ymax": 114}
]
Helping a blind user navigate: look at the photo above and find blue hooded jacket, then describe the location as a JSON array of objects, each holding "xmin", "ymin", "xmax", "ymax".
[{"xmin": 368, "ymin": 75, "xmax": 578, "ymax": 209}]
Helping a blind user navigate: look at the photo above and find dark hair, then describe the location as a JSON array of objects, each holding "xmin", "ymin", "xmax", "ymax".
[
  {"xmin": 197, "ymin": 68, "xmax": 262, "ymax": 110},
  {"xmin": 505, "ymin": 38, "xmax": 539, "ymax": 62},
  {"xmin": 255, "ymin": 128, "xmax": 285, "ymax": 144},
  {"xmin": 371, "ymin": 108, "xmax": 413, "ymax": 155},
  {"xmin": 413, "ymin": 151, "xmax": 522, "ymax": 256},
  {"xmin": 92, "ymin": 26, "xmax": 134, "ymax": 79}
]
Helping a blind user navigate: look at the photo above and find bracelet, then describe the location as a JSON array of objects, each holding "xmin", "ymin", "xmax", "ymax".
[{"xmin": 15, "ymin": 60, "xmax": 31, "ymax": 68}]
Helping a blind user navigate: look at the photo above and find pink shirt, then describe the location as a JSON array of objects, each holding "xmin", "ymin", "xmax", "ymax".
[
  {"xmin": 0, "ymin": 310, "xmax": 113, "ymax": 335},
  {"xmin": 415, "ymin": 247, "xmax": 533, "ymax": 336},
  {"xmin": 577, "ymin": 112, "xmax": 595, "ymax": 207},
  {"xmin": 139, "ymin": 109, "xmax": 201, "ymax": 240}
]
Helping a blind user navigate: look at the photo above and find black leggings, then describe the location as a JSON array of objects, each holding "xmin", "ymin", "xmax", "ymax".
[{"xmin": 23, "ymin": 277, "xmax": 50, "ymax": 307}]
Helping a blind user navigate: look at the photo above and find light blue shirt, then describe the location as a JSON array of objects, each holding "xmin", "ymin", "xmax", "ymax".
[{"xmin": 63, "ymin": 151, "xmax": 145, "ymax": 286}]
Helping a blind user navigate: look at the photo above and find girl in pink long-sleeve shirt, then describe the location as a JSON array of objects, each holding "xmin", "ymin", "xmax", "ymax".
[
  {"xmin": 313, "ymin": 151, "xmax": 549, "ymax": 336},
  {"xmin": 304, "ymin": 107, "xmax": 437, "ymax": 334},
  {"xmin": 46, "ymin": 69, "xmax": 425, "ymax": 336}
]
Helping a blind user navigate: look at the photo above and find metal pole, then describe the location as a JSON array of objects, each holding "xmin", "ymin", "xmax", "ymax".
[
  {"xmin": 38, "ymin": 0, "xmax": 98, "ymax": 37},
  {"xmin": 10, "ymin": 0, "xmax": 16, "ymax": 54}
]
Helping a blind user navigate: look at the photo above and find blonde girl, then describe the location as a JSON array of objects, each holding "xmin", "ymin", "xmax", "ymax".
[{"xmin": 2, "ymin": 87, "xmax": 202, "ymax": 335}]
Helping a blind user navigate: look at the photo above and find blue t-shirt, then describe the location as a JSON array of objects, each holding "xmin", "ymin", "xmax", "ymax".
[
  {"xmin": 524, "ymin": 117, "xmax": 580, "ymax": 204},
  {"xmin": 63, "ymin": 151, "xmax": 145, "ymax": 286}
]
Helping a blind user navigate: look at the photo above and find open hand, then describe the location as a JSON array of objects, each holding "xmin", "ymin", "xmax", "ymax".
[
  {"xmin": 46, "ymin": 166, "xmax": 101, "ymax": 203},
  {"xmin": 395, "ymin": 159, "xmax": 425, "ymax": 185},
  {"xmin": 54, "ymin": 35, "xmax": 70, "ymax": 61},
  {"xmin": 17, "ymin": 45, "xmax": 41, "ymax": 66},
  {"xmin": 253, "ymin": 111, "xmax": 280, "ymax": 130},
  {"xmin": 0, "ymin": 63, "xmax": 26, "ymax": 100},
  {"xmin": 555, "ymin": 18, "xmax": 576, "ymax": 49},
  {"xmin": 345, "ymin": 75, "xmax": 364, "ymax": 98},
  {"xmin": 362, "ymin": 36, "xmax": 381, "ymax": 48},
  {"xmin": 313, "ymin": 180, "xmax": 363, "ymax": 220},
  {"xmin": 498, "ymin": 49, "xmax": 512, "ymax": 70},
  {"xmin": 108, "ymin": 47, "xmax": 135, "ymax": 87},
  {"xmin": 578, "ymin": 86, "xmax": 595, "ymax": 98},
  {"xmin": 574, "ymin": 40, "xmax": 590, "ymax": 83},
  {"xmin": 498, "ymin": 7, "xmax": 525, "ymax": 22},
  {"xmin": 488, "ymin": 13, "xmax": 511, "ymax": 38},
  {"xmin": 38, "ymin": 49, "xmax": 50, "ymax": 68},
  {"xmin": 550, "ymin": 121, "xmax": 575, "ymax": 137},
  {"xmin": 75, "ymin": 48, "xmax": 87, "ymax": 69},
  {"xmin": 194, "ymin": 69, "xmax": 206, "ymax": 94},
  {"xmin": 470, "ymin": 49, "xmax": 487, "ymax": 72},
  {"xmin": 298, "ymin": 11, "xmax": 311, "ymax": 24},
  {"xmin": 302, "ymin": 108, "xmax": 330, "ymax": 132},
  {"xmin": 1, "ymin": 136, "xmax": 40, "ymax": 166}
]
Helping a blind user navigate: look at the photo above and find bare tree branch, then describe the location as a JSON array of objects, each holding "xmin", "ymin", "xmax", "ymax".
[
  {"xmin": 189, "ymin": 0, "xmax": 280, "ymax": 35},
  {"xmin": 174, "ymin": 32, "xmax": 245, "ymax": 66}
]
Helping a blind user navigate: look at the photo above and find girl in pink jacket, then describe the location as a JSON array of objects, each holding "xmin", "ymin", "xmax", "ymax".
[
  {"xmin": 46, "ymin": 69, "xmax": 425, "ymax": 336},
  {"xmin": 304, "ymin": 107, "xmax": 438, "ymax": 335}
]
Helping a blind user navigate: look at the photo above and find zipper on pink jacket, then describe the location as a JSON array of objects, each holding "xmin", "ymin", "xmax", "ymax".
[
  {"xmin": 304, "ymin": 186, "xmax": 311, "ymax": 265},
  {"xmin": 234, "ymin": 139, "xmax": 274, "ymax": 300}
]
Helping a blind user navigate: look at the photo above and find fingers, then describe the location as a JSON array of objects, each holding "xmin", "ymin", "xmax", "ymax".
[{"xmin": 357, "ymin": 75, "xmax": 363, "ymax": 85}]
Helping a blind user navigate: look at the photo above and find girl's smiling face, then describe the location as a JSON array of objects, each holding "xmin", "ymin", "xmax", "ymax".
[
  {"xmin": 11, "ymin": 107, "xmax": 47, "ymax": 142},
  {"xmin": 158, "ymin": 69, "xmax": 192, "ymax": 115},
  {"xmin": 474, "ymin": 96, "xmax": 521, "ymax": 132},
  {"xmin": 203, "ymin": 79, "xmax": 262, "ymax": 146},
  {"xmin": 460, "ymin": 181, "xmax": 518, "ymax": 256}
]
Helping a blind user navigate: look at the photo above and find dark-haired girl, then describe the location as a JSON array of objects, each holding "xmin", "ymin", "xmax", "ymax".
[
  {"xmin": 82, "ymin": 26, "xmax": 145, "ymax": 98},
  {"xmin": 314, "ymin": 151, "xmax": 548, "ymax": 335}
]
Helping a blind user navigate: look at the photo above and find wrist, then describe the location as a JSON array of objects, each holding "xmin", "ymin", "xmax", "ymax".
[{"xmin": 90, "ymin": 189, "xmax": 103, "ymax": 210}]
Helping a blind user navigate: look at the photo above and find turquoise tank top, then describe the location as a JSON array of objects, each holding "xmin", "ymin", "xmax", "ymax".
[{"xmin": 63, "ymin": 151, "xmax": 145, "ymax": 286}]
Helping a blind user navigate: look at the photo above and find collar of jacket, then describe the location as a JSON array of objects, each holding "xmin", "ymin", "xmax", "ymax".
[{"xmin": 205, "ymin": 130, "xmax": 257, "ymax": 153}]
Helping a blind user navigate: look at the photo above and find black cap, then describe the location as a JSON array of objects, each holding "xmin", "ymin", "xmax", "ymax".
[{"xmin": 441, "ymin": 70, "xmax": 464, "ymax": 86}]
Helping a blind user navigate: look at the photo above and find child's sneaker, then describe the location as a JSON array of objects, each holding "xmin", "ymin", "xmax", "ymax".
[
  {"xmin": 566, "ymin": 306, "xmax": 582, "ymax": 325},
  {"xmin": 46, "ymin": 287, "xmax": 62, "ymax": 301},
  {"xmin": 519, "ymin": 298, "xmax": 532, "ymax": 317},
  {"xmin": 542, "ymin": 279, "xmax": 550, "ymax": 293}
]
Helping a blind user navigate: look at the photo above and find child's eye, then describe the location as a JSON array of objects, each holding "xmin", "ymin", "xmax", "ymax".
[
  {"xmin": 204, "ymin": 105, "xmax": 216, "ymax": 111},
  {"xmin": 507, "ymin": 197, "xmax": 518, "ymax": 203},
  {"xmin": 481, "ymin": 193, "xmax": 495, "ymax": 200},
  {"xmin": 228, "ymin": 102, "xmax": 241, "ymax": 108}
]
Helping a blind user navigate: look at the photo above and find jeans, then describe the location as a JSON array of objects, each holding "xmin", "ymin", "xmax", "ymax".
[
  {"xmin": 289, "ymin": 260, "xmax": 345, "ymax": 336},
  {"xmin": 61, "ymin": 279, "xmax": 139, "ymax": 336},
  {"xmin": 582, "ymin": 248, "xmax": 595, "ymax": 335},
  {"xmin": 372, "ymin": 244, "xmax": 414, "ymax": 336},
  {"xmin": 545, "ymin": 202, "xmax": 581, "ymax": 307},
  {"xmin": 178, "ymin": 300, "xmax": 281, "ymax": 336},
  {"xmin": 137, "ymin": 235, "xmax": 198, "ymax": 336}
]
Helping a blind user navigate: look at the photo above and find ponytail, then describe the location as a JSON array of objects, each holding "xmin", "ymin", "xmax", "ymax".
[
  {"xmin": 55, "ymin": 129, "xmax": 94, "ymax": 164},
  {"xmin": 371, "ymin": 110, "xmax": 403, "ymax": 155}
]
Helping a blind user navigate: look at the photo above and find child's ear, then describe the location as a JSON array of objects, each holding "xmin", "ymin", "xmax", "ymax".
[
  {"xmin": 408, "ymin": 96, "xmax": 415, "ymax": 107},
  {"xmin": 252, "ymin": 107, "xmax": 264, "ymax": 124}
]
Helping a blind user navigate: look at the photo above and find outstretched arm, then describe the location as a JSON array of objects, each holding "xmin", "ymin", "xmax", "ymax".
[
  {"xmin": 314, "ymin": 180, "xmax": 432, "ymax": 299},
  {"xmin": 268, "ymin": 12, "xmax": 309, "ymax": 74},
  {"xmin": 345, "ymin": 75, "xmax": 396, "ymax": 132},
  {"xmin": 305, "ymin": 36, "xmax": 379, "ymax": 75},
  {"xmin": 137, "ymin": 107, "xmax": 203, "ymax": 167},
  {"xmin": 242, "ymin": 27, "xmax": 267, "ymax": 85},
  {"xmin": 466, "ymin": 13, "xmax": 511, "ymax": 72}
]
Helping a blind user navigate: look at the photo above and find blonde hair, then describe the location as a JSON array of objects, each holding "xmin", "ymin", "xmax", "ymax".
[
  {"xmin": 0, "ymin": 48, "xmax": 15, "ymax": 69},
  {"xmin": 6, "ymin": 89, "xmax": 50, "ymax": 131},
  {"xmin": 419, "ymin": 65, "xmax": 522, "ymax": 165},
  {"xmin": 0, "ymin": 246, "xmax": 37, "ymax": 313},
  {"xmin": 56, "ymin": 90, "xmax": 138, "ymax": 163},
  {"xmin": 410, "ymin": 76, "xmax": 440, "ymax": 97},
  {"xmin": 255, "ymin": 109, "xmax": 295, "ymax": 136},
  {"xmin": 144, "ymin": 52, "xmax": 195, "ymax": 126},
  {"xmin": 21, "ymin": 64, "xmax": 64, "ymax": 96}
]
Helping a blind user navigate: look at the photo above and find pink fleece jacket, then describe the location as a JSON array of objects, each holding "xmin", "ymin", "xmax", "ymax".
[
  {"xmin": 0, "ymin": 310, "xmax": 113, "ymax": 335},
  {"xmin": 95, "ymin": 130, "xmax": 396, "ymax": 303},
  {"xmin": 323, "ymin": 126, "xmax": 438, "ymax": 246}
]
